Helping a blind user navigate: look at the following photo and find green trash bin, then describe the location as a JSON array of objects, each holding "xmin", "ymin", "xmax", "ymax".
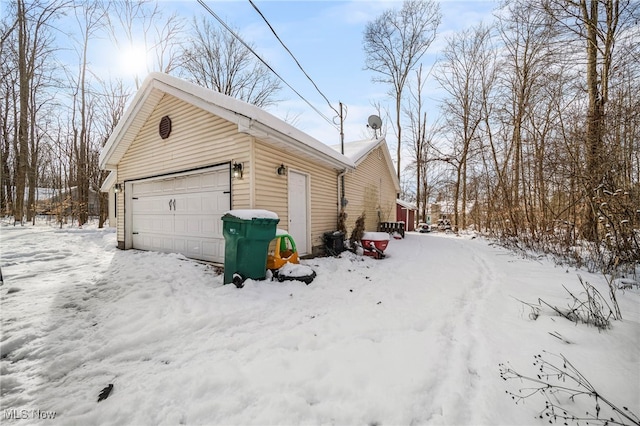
[{"xmin": 222, "ymin": 210, "xmax": 280, "ymax": 287}]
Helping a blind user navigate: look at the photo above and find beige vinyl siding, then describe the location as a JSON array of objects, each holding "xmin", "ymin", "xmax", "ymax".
[
  {"xmin": 118, "ymin": 94, "xmax": 249, "ymax": 179},
  {"xmin": 343, "ymin": 146, "xmax": 397, "ymax": 234},
  {"xmin": 308, "ymin": 164, "xmax": 342, "ymax": 252},
  {"xmin": 253, "ymin": 140, "xmax": 340, "ymax": 253},
  {"xmin": 113, "ymin": 92, "xmax": 343, "ymax": 253},
  {"xmin": 116, "ymin": 94, "xmax": 252, "ymax": 239}
]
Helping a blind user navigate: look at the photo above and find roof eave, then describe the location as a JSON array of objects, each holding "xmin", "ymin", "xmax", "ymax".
[
  {"xmin": 99, "ymin": 72, "xmax": 354, "ymax": 173},
  {"xmin": 241, "ymin": 120, "xmax": 355, "ymax": 171},
  {"xmin": 99, "ymin": 78, "xmax": 163, "ymax": 170}
]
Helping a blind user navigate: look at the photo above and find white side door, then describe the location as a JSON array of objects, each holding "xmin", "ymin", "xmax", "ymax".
[{"xmin": 288, "ymin": 170, "xmax": 309, "ymax": 255}]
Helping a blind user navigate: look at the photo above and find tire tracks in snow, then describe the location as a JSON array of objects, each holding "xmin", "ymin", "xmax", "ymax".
[{"xmin": 421, "ymin": 237, "xmax": 497, "ymax": 425}]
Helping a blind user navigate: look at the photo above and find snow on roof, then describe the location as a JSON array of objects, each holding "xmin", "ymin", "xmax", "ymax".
[
  {"xmin": 100, "ymin": 72, "xmax": 354, "ymax": 172},
  {"xmin": 331, "ymin": 138, "xmax": 385, "ymax": 165},
  {"xmin": 396, "ymin": 199, "xmax": 417, "ymax": 210},
  {"xmin": 331, "ymin": 137, "xmax": 401, "ymax": 193}
]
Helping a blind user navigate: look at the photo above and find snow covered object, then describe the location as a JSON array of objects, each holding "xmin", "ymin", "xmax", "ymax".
[
  {"xmin": 360, "ymin": 231, "xmax": 390, "ymax": 259},
  {"xmin": 267, "ymin": 229, "xmax": 316, "ymax": 284},
  {"xmin": 274, "ymin": 262, "xmax": 316, "ymax": 285},
  {"xmin": 267, "ymin": 229, "xmax": 299, "ymax": 270}
]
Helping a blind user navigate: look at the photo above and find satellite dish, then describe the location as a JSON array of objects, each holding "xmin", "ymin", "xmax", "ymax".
[{"xmin": 367, "ymin": 115, "xmax": 382, "ymax": 130}]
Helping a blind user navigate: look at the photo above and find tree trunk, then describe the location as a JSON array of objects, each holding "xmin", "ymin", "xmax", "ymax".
[{"xmin": 14, "ymin": 0, "xmax": 29, "ymax": 225}]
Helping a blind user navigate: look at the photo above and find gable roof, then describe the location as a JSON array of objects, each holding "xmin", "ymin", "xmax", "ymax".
[
  {"xmin": 99, "ymin": 72, "xmax": 354, "ymax": 172},
  {"xmin": 332, "ymin": 137, "xmax": 401, "ymax": 192},
  {"xmin": 396, "ymin": 199, "xmax": 417, "ymax": 210},
  {"xmin": 100, "ymin": 170, "xmax": 116, "ymax": 192}
]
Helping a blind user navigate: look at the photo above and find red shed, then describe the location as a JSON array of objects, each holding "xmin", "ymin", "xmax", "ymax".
[{"xmin": 396, "ymin": 199, "xmax": 417, "ymax": 232}]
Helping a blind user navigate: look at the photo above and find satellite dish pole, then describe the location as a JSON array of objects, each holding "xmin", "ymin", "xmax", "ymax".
[{"xmin": 340, "ymin": 102, "xmax": 344, "ymax": 154}]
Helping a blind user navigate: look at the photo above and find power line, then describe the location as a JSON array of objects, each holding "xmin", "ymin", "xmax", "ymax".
[
  {"xmin": 247, "ymin": 0, "xmax": 340, "ymax": 118},
  {"xmin": 196, "ymin": 0, "xmax": 339, "ymax": 131}
]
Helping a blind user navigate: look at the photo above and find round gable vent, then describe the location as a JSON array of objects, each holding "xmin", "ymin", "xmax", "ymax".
[{"xmin": 159, "ymin": 115, "xmax": 172, "ymax": 139}]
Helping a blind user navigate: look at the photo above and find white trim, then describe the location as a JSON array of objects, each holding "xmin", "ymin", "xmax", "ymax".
[
  {"xmin": 124, "ymin": 180, "xmax": 133, "ymax": 249},
  {"xmin": 100, "ymin": 72, "xmax": 355, "ymax": 173},
  {"xmin": 100, "ymin": 171, "xmax": 116, "ymax": 192},
  {"xmin": 124, "ymin": 165, "xmax": 230, "ymax": 253},
  {"xmin": 287, "ymin": 169, "xmax": 311, "ymax": 255}
]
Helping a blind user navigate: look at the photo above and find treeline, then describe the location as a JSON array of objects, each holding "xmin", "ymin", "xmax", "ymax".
[
  {"xmin": 395, "ymin": 0, "xmax": 639, "ymax": 271},
  {"xmin": 0, "ymin": 0, "xmax": 280, "ymax": 227}
]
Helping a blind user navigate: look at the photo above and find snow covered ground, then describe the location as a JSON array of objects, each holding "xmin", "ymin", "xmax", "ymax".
[{"xmin": 1, "ymin": 222, "xmax": 638, "ymax": 425}]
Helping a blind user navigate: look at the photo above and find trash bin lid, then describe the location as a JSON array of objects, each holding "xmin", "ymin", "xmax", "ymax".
[{"xmin": 224, "ymin": 209, "xmax": 279, "ymax": 220}]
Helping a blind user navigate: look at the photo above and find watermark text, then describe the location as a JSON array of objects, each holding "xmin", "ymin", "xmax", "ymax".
[{"xmin": 4, "ymin": 409, "xmax": 57, "ymax": 420}]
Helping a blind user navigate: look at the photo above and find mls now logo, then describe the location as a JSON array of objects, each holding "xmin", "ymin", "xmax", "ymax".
[
  {"xmin": 4, "ymin": 409, "xmax": 57, "ymax": 420},
  {"xmin": 4, "ymin": 409, "xmax": 29, "ymax": 420}
]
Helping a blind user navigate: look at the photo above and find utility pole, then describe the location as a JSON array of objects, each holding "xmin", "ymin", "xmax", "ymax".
[
  {"xmin": 339, "ymin": 101, "xmax": 346, "ymax": 206},
  {"xmin": 338, "ymin": 101, "xmax": 347, "ymax": 233}
]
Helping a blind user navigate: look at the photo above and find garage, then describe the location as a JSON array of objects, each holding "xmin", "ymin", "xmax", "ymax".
[
  {"xmin": 100, "ymin": 73, "xmax": 362, "ymax": 258},
  {"xmin": 127, "ymin": 165, "xmax": 230, "ymax": 263}
]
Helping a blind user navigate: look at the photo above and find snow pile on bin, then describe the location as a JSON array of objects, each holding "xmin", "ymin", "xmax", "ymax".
[{"xmin": 224, "ymin": 209, "xmax": 279, "ymax": 220}]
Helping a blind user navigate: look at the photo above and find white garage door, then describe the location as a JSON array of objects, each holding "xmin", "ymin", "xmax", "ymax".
[{"xmin": 130, "ymin": 166, "xmax": 230, "ymax": 263}]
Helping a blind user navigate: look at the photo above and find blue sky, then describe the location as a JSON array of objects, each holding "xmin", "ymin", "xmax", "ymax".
[
  {"xmin": 8, "ymin": 0, "xmax": 498, "ymax": 150},
  {"xmin": 183, "ymin": 0, "xmax": 499, "ymax": 146}
]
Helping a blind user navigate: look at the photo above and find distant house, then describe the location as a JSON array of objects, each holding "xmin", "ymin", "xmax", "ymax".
[
  {"xmin": 335, "ymin": 138, "xmax": 401, "ymax": 234},
  {"xmin": 99, "ymin": 73, "xmax": 398, "ymax": 264},
  {"xmin": 33, "ymin": 187, "xmax": 101, "ymax": 217},
  {"xmin": 396, "ymin": 199, "xmax": 417, "ymax": 232}
]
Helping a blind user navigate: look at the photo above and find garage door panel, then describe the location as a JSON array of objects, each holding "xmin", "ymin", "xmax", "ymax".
[
  {"xmin": 173, "ymin": 238, "xmax": 186, "ymax": 252},
  {"xmin": 186, "ymin": 240, "xmax": 203, "ymax": 257},
  {"xmin": 202, "ymin": 217, "xmax": 217, "ymax": 234},
  {"xmin": 217, "ymin": 193, "xmax": 230, "ymax": 210},
  {"xmin": 187, "ymin": 220, "xmax": 202, "ymax": 234},
  {"xmin": 174, "ymin": 217, "xmax": 201, "ymax": 235},
  {"xmin": 202, "ymin": 241, "xmax": 217, "ymax": 258},
  {"xmin": 161, "ymin": 179, "xmax": 175, "ymax": 193},
  {"xmin": 133, "ymin": 216, "xmax": 173, "ymax": 234},
  {"xmin": 130, "ymin": 166, "xmax": 230, "ymax": 263},
  {"xmin": 186, "ymin": 196, "xmax": 202, "ymax": 212},
  {"xmin": 186, "ymin": 175, "xmax": 202, "ymax": 190},
  {"xmin": 133, "ymin": 234, "xmax": 173, "ymax": 253},
  {"xmin": 174, "ymin": 218, "xmax": 186, "ymax": 234}
]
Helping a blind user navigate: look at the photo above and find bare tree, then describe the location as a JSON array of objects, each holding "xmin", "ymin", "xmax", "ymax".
[
  {"xmin": 493, "ymin": 1, "xmax": 559, "ymax": 236},
  {"xmin": 104, "ymin": 0, "xmax": 185, "ymax": 88},
  {"xmin": 363, "ymin": 0, "xmax": 441, "ymax": 181},
  {"xmin": 91, "ymin": 77, "xmax": 129, "ymax": 227},
  {"xmin": 435, "ymin": 24, "xmax": 496, "ymax": 232},
  {"xmin": 404, "ymin": 64, "xmax": 441, "ymax": 223},
  {"xmin": 70, "ymin": 0, "xmax": 107, "ymax": 226},
  {"xmin": 0, "ymin": 13, "xmax": 17, "ymax": 216},
  {"xmin": 179, "ymin": 17, "xmax": 281, "ymax": 108},
  {"xmin": 9, "ymin": 0, "xmax": 66, "ymax": 224},
  {"xmin": 542, "ymin": 0, "xmax": 638, "ymax": 241}
]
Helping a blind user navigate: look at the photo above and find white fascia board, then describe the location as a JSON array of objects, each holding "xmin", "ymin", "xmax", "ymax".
[
  {"xmin": 98, "ymin": 79, "xmax": 160, "ymax": 170},
  {"xmin": 153, "ymin": 79, "xmax": 254, "ymax": 131},
  {"xmin": 241, "ymin": 120, "xmax": 355, "ymax": 171},
  {"xmin": 381, "ymin": 139, "xmax": 401, "ymax": 192},
  {"xmin": 100, "ymin": 170, "xmax": 116, "ymax": 192}
]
